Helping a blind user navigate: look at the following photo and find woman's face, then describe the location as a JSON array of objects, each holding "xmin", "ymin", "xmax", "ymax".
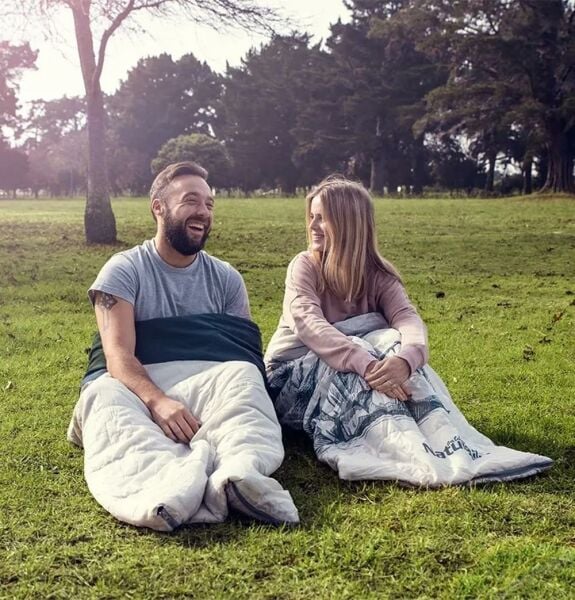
[{"xmin": 309, "ymin": 195, "xmax": 327, "ymax": 252}]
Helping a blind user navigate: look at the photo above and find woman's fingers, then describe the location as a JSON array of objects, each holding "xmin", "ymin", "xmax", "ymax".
[
  {"xmin": 376, "ymin": 382, "xmax": 407, "ymax": 401},
  {"xmin": 364, "ymin": 360, "xmax": 387, "ymax": 383},
  {"xmin": 365, "ymin": 357, "xmax": 410, "ymax": 386},
  {"xmin": 391, "ymin": 386, "xmax": 408, "ymax": 401},
  {"xmin": 368, "ymin": 376, "xmax": 413, "ymax": 401}
]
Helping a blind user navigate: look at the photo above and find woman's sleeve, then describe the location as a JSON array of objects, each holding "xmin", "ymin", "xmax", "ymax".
[
  {"xmin": 376, "ymin": 272, "xmax": 429, "ymax": 373},
  {"xmin": 283, "ymin": 254, "xmax": 375, "ymax": 376}
]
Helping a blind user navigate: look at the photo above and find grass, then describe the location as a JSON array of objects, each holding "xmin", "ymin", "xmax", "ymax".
[{"xmin": 0, "ymin": 195, "xmax": 574, "ymax": 599}]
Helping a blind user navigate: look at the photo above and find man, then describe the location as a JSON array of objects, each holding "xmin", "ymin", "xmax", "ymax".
[{"xmin": 68, "ymin": 162, "xmax": 299, "ymax": 531}]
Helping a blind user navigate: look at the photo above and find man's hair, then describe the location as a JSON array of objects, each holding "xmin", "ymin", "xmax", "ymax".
[{"xmin": 149, "ymin": 161, "xmax": 209, "ymax": 220}]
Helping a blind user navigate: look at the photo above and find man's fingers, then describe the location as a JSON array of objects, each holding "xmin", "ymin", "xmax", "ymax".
[
  {"xmin": 176, "ymin": 416, "xmax": 195, "ymax": 441},
  {"xmin": 182, "ymin": 410, "xmax": 201, "ymax": 434},
  {"xmin": 160, "ymin": 423, "xmax": 178, "ymax": 443},
  {"xmin": 169, "ymin": 421, "xmax": 191, "ymax": 444}
]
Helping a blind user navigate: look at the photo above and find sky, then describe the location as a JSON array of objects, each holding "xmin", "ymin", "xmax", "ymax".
[{"xmin": 13, "ymin": 0, "xmax": 349, "ymax": 103}]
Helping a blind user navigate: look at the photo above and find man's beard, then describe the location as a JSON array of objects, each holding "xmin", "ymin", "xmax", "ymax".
[{"xmin": 163, "ymin": 209, "xmax": 210, "ymax": 256}]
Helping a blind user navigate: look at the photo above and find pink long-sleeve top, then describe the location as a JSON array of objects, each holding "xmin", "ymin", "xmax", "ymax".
[{"xmin": 276, "ymin": 251, "xmax": 429, "ymax": 376}]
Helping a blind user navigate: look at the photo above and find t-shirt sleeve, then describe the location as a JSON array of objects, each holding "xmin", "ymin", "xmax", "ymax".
[
  {"xmin": 224, "ymin": 267, "xmax": 251, "ymax": 319},
  {"xmin": 375, "ymin": 272, "xmax": 429, "ymax": 373},
  {"xmin": 283, "ymin": 254, "xmax": 375, "ymax": 376},
  {"xmin": 88, "ymin": 253, "xmax": 139, "ymax": 307}
]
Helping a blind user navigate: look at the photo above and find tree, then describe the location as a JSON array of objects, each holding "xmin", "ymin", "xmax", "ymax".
[
  {"xmin": 326, "ymin": 0, "xmax": 447, "ymax": 194},
  {"xmin": 22, "ymin": 96, "xmax": 86, "ymax": 144},
  {"xmin": 5, "ymin": 0, "xmax": 280, "ymax": 243},
  {"xmin": 222, "ymin": 33, "xmax": 334, "ymax": 194},
  {"xmin": 151, "ymin": 134, "xmax": 232, "ymax": 188},
  {"xmin": 109, "ymin": 52, "xmax": 222, "ymax": 194},
  {"xmin": 19, "ymin": 96, "xmax": 87, "ymax": 196},
  {"xmin": 0, "ymin": 42, "xmax": 36, "ymax": 130},
  {"xmin": 0, "ymin": 43, "xmax": 36, "ymax": 197},
  {"xmin": 290, "ymin": 47, "xmax": 352, "ymax": 184},
  {"xmin": 0, "ymin": 140, "xmax": 29, "ymax": 196},
  {"xmin": 426, "ymin": 134, "xmax": 483, "ymax": 191},
  {"xmin": 25, "ymin": 129, "xmax": 88, "ymax": 197},
  {"xmin": 412, "ymin": 0, "xmax": 575, "ymax": 194}
]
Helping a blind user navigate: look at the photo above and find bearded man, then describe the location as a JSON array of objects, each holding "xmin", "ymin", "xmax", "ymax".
[{"xmin": 68, "ymin": 162, "xmax": 299, "ymax": 531}]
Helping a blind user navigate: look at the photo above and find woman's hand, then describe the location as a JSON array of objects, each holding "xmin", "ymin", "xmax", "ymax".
[{"xmin": 364, "ymin": 356, "xmax": 411, "ymax": 400}]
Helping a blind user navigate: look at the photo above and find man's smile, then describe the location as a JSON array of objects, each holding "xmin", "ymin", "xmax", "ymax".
[{"xmin": 187, "ymin": 221, "xmax": 206, "ymax": 232}]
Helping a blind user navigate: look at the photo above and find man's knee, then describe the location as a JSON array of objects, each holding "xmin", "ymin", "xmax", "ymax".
[{"xmin": 219, "ymin": 361, "xmax": 265, "ymax": 386}]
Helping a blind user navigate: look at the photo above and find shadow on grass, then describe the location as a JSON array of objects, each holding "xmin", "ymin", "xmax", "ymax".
[
  {"xmin": 471, "ymin": 424, "xmax": 571, "ymax": 465},
  {"xmin": 100, "ymin": 425, "xmax": 572, "ymax": 550}
]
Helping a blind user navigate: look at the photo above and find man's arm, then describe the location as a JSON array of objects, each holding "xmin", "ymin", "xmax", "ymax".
[{"xmin": 93, "ymin": 291, "xmax": 201, "ymax": 444}]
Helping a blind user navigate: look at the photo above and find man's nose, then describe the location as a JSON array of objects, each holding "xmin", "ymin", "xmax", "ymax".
[{"xmin": 195, "ymin": 201, "xmax": 211, "ymax": 218}]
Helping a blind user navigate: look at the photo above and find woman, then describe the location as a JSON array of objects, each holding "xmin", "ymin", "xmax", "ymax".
[{"xmin": 265, "ymin": 176, "xmax": 552, "ymax": 486}]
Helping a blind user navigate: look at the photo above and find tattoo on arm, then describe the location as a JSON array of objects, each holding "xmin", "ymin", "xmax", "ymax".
[{"xmin": 96, "ymin": 292, "xmax": 118, "ymax": 331}]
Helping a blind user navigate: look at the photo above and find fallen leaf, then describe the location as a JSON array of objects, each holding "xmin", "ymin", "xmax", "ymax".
[
  {"xmin": 552, "ymin": 310, "xmax": 566, "ymax": 323},
  {"xmin": 523, "ymin": 346, "xmax": 535, "ymax": 361}
]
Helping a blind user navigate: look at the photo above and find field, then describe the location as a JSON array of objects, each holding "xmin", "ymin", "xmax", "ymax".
[{"xmin": 1, "ymin": 196, "xmax": 574, "ymax": 599}]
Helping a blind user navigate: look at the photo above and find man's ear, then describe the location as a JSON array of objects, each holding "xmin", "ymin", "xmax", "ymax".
[{"xmin": 151, "ymin": 198, "xmax": 164, "ymax": 218}]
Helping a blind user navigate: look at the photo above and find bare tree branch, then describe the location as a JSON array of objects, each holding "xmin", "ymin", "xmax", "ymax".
[{"xmin": 94, "ymin": 0, "xmax": 135, "ymax": 89}]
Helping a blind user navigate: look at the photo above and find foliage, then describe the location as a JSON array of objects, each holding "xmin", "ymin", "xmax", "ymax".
[
  {"xmin": 110, "ymin": 53, "xmax": 222, "ymax": 194},
  {"xmin": 327, "ymin": 0, "xmax": 447, "ymax": 192},
  {"xmin": 20, "ymin": 97, "xmax": 87, "ymax": 196},
  {"xmin": 0, "ymin": 195, "xmax": 574, "ymax": 598},
  {"xmin": 1, "ymin": 0, "xmax": 282, "ymax": 243},
  {"xmin": 0, "ymin": 41, "xmax": 36, "ymax": 131},
  {"xmin": 0, "ymin": 140, "xmax": 28, "ymax": 194},
  {"xmin": 5, "ymin": 1, "xmax": 575, "ymax": 198},
  {"xmin": 411, "ymin": 0, "xmax": 575, "ymax": 192},
  {"xmin": 222, "ymin": 33, "xmax": 335, "ymax": 193},
  {"xmin": 151, "ymin": 134, "xmax": 232, "ymax": 188}
]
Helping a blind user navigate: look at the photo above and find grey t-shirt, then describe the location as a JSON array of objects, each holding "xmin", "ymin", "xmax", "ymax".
[{"xmin": 89, "ymin": 239, "xmax": 250, "ymax": 321}]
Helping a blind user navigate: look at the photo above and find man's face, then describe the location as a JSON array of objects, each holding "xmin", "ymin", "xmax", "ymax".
[{"xmin": 159, "ymin": 175, "xmax": 214, "ymax": 256}]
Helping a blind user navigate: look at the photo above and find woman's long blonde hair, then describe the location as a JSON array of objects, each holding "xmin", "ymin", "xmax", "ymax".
[{"xmin": 306, "ymin": 176, "xmax": 401, "ymax": 302}]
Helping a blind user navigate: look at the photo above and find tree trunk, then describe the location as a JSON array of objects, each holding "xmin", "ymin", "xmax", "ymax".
[
  {"xmin": 85, "ymin": 87, "xmax": 116, "ymax": 242},
  {"xmin": 71, "ymin": 1, "xmax": 117, "ymax": 243},
  {"xmin": 540, "ymin": 130, "xmax": 575, "ymax": 193},
  {"xmin": 370, "ymin": 116, "xmax": 385, "ymax": 195},
  {"xmin": 522, "ymin": 155, "xmax": 533, "ymax": 195},
  {"xmin": 369, "ymin": 155, "xmax": 385, "ymax": 195},
  {"xmin": 535, "ymin": 153, "xmax": 548, "ymax": 189},
  {"xmin": 411, "ymin": 138, "xmax": 426, "ymax": 195},
  {"xmin": 484, "ymin": 152, "xmax": 496, "ymax": 192}
]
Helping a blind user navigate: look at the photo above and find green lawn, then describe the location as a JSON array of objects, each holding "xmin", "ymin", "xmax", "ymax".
[{"xmin": 1, "ymin": 196, "xmax": 574, "ymax": 599}]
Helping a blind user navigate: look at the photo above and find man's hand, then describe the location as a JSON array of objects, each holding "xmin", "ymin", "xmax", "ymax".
[
  {"xmin": 148, "ymin": 395, "xmax": 202, "ymax": 444},
  {"xmin": 364, "ymin": 356, "xmax": 411, "ymax": 401}
]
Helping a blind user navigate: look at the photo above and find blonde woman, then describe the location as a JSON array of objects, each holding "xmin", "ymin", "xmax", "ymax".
[{"xmin": 265, "ymin": 176, "xmax": 552, "ymax": 486}]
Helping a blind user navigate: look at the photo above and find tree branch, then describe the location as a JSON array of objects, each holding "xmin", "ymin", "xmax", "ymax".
[{"xmin": 94, "ymin": 0, "xmax": 135, "ymax": 89}]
